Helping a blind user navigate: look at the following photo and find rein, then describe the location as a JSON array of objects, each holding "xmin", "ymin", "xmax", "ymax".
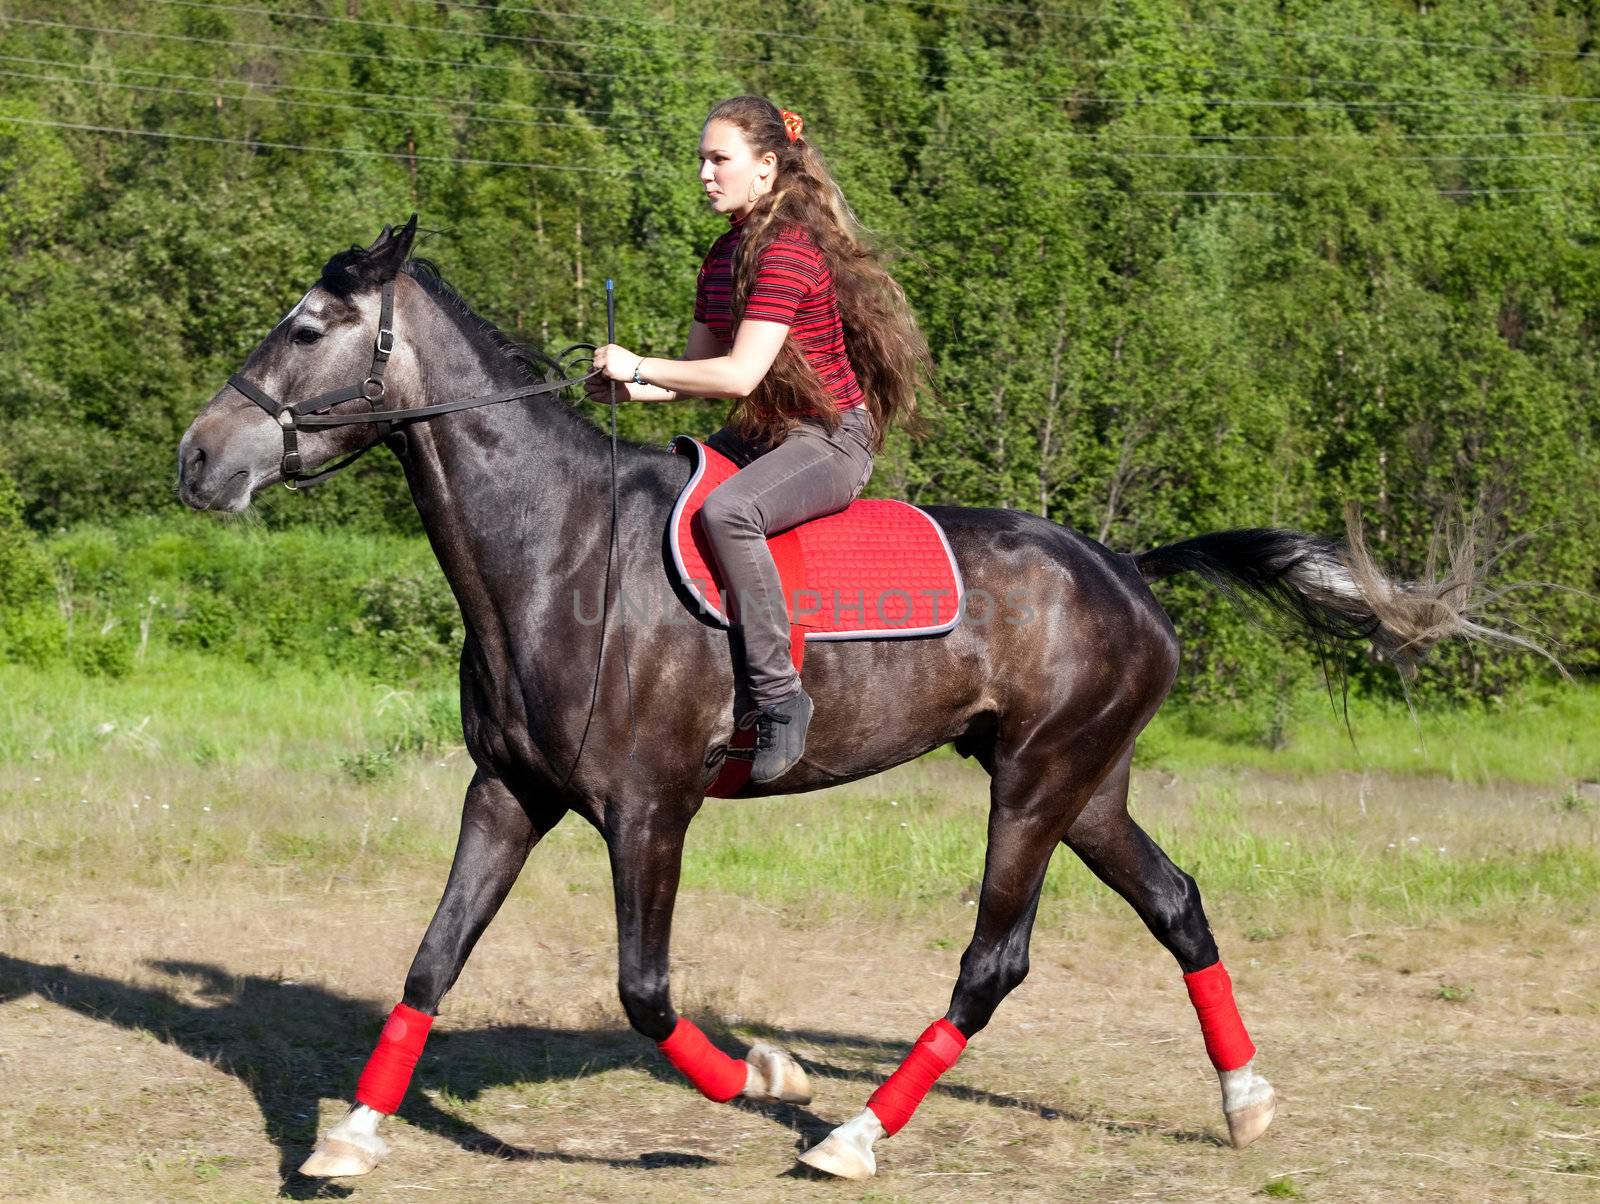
[{"xmin": 227, "ymin": 277, "xmax": 595, "ymax": 490}]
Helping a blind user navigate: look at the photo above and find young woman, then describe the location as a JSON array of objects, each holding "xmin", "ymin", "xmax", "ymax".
[{"xmin": 591, "ymin": 95, "xmax": 933, "ymax": 783}]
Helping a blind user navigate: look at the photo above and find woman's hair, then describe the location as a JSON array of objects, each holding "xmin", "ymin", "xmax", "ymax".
[{"xmin": 706, "ymin": 95, "xmax": 934, "ymax": 454}]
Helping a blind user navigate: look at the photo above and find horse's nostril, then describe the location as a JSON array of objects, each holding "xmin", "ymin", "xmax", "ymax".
[{"xmin": 184, "ymin": 445, "xmax": 207, "ymax": 479}]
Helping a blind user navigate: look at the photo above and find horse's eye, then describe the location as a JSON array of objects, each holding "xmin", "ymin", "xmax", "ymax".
[{"xmin": 292, "ymin": 327, "xmax": 323, "ymax": 346}]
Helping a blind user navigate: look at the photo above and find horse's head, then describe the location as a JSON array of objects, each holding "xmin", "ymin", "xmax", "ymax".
[{"xmin": 177, "ymin": 215, "xmax": 419, "ymax": 511}]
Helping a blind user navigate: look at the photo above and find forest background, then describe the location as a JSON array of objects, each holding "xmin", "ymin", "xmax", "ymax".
[{"xmin": 1, "ymin": 0, "xmax": 1597, "ymax": 741}]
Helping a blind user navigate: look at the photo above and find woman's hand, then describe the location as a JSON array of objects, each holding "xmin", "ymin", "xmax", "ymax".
[
  {"xmin": 583, "ymin": 371, "xmax": 617, "ymax": 405},
  {"xmin": 582, "ymin": 372, "xmax": 676, "ymax": 405},
  {"xmin": 593, "ymin": 343, "xmax": 643, "ymax": 383}
]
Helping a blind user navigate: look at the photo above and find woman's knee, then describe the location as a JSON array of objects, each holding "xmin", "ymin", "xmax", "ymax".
[{"xmin": 700, "ymin": 484, "xmax": 760, "ymax": 534}]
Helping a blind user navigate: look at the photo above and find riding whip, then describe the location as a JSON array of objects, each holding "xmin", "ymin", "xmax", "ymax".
[
  {"xmin": 604, "ymin": 280, "xmax": 639, "ymax": 758},
  {"xmin": 552, "ymin": 279, "xmax": 639, "ymax": 785}
]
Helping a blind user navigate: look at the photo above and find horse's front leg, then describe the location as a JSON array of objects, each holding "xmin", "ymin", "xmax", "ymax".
[
  {"xmin": 607, "ymin": 797, "xmax": 812, "ymax": 1108},
  {"xmin": 300, "ymin": 768, "xmax": 560, "ymax": 1178}
]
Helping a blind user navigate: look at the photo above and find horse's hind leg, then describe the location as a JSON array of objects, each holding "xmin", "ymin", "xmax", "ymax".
[
  {"xmin": 300, "ymin": 769, "xmax": 560, "ymax": 1178},
  {"xmin": 1064, "ymin": 752, "xmax": 1275, "ymax": 1148},
  {"xmin": 800, "ymin": 735, "xmax": 1116, "ymax": 1180}
]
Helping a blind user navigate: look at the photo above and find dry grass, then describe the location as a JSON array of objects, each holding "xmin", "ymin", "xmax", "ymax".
[{"xmin": 0, "ymin": 752, "xmax": 1597, "ymax": 1201}]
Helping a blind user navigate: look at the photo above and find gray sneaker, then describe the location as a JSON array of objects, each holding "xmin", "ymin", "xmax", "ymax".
[{"xmin": 747, "ymin": 688, "xmax": 814, "ymax": 784}]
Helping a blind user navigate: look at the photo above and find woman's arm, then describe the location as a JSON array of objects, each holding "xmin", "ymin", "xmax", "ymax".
[
  {"xmin": 593, "ymin": 319, "xmax": 790, "ymax": 401},
  {"xmin": 584, "ymin": 321, "xmax": 740, "ymax": 404}
]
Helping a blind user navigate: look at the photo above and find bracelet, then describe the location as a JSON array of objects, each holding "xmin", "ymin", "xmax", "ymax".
[{"xmin": 632, "ymin": 358, "xmax": 647, "ymax": 386}]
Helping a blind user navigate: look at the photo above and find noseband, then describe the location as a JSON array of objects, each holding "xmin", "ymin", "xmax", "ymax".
[{"xmin": 227, "ymin": 278, "xmax": 595, "ymax": 489}]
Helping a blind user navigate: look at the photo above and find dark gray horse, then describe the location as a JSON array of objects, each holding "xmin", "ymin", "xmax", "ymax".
[{"xmin": 177, "ymin": 219, "xmax": 1499, "ymax": 1181}]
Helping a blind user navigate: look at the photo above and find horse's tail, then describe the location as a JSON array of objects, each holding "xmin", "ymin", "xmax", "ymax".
[{"xmin": 1132, "ymin": 505, "xmax": 1552, "ymax": 677}]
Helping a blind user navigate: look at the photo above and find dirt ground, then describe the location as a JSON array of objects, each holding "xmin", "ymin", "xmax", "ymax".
[{"xmin": 1, "ymin": 809, "xmax": 1596, "ymax": 1204}]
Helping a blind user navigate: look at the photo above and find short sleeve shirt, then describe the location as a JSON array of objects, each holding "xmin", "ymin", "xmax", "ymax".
[{"xmin": 694, "ymin": 214, "xmax": 864, "ymax": 411}]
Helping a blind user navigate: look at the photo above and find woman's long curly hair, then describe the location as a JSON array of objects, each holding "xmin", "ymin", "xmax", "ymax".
[{"xmin": 708, "ymin": 95, "xmax": 934, "ymax": 455}]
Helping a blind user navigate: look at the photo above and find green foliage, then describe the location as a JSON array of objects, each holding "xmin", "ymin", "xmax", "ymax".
[
  {"xmin": 68, "ymin": 625, "xmax": 135, "ymax": 679},
  {"xmin": 16, "ymin": 516, "xmax": 458, "ymax": 683},
  {"xmin": 0, "ymin": 0, "xmax": 1595, "ymax": 705},
  {"xmin": 0, "ymin": 464, "xmax": 52, "ymax": 609},
  {"xmin": 340, "ymin": 687, "xmax": 464, "ymax": 782},
  {"xmin": 354, "ymin": 575, "xmax": 465, "ymax": 675},
  {"xmin": 0, "ymin": 606, "xmax": 67, "ymax": 668},
  {"xmin": 1140, "ymin": 680, "xmax": 1600, "ymax": 784},
  {"xmin": 337, "ymin": 748, "xmax": 400, "ymax": 784}
]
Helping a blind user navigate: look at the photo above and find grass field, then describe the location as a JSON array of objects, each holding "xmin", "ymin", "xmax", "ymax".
[{"xmin": 0, "ymin": 661, "xmax": 1596, "ymax": 1200}]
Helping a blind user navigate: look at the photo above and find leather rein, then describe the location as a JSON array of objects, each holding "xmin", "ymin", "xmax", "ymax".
[{"xmin": 227, "ymin": 277, "xmax": 596, "ymax": 489}]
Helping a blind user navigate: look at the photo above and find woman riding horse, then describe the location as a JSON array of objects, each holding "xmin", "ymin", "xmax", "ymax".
[{"xmin": 589, "ymin": 95, "xmax": 932, "ymax": 783}]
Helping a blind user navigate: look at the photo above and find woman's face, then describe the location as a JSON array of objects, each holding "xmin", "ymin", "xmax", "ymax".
[{"xmin": 699, "ymin": 118, "xmax": 775, "ymax": 218}]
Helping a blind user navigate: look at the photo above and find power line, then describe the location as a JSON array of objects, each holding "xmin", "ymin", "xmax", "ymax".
[
  {"xmin": 8, "ymin": 15, "xmax": 1600, "ymax": 114},
  {"xmin": 0, "ymin": 52, "xmax": 638, "ymax": 125},
  {"xmin": 11, "ymin": 50, "xmax": 1595, "ymax": 148},
  {"xmin": 0, "ymin": 113, "xmax": 667, "ymax": 174},
  {"xmin": 1, "ymin": 15, "xmax": 616, "ymax": 84},
  {"xmin": 0, "ymin": 65, "xmax": 684, "ymax": 138},
  {"xmin": 10, "ymin": 67, "xmax": 1584, "ymax": 167},
  {"xmin": 315, "ymin": 0, "xmax": 1598, "ymax": 69},
  {"xmin": 2, "ymin": 113, "xmax": 1575, "ymax": 202},
  {"xmin": 147, "ymin": 0, "xmax": 930, "ymax": 82},
  {"xmin": 24, "ymin": 5, "xmax": 1075, "ymax": 95},
  {"xmin": 434, "ymin": 0, "xmax": 968, "ymax": 53},
  {"xmin": 6, "ymin": 49, "xmax": 1596, "ymax": 161},
  {"xmin": 1080, "ymin": 148, "xmax": 1578, "ymax": 163},
  {"xmin": 1, "ymin": 15, "xmax": 642, "ymax": 85},
  {"xmin": 1143, "ymin": 130, "xmax": 1599, "ymax": 142},
  {"xmin": 869, "ymin": 0, "xmax": 1595, "ymax": 60},
  {"xmin": 145, "ymin": 0, "xmax": 1600, "ymax": 107}
]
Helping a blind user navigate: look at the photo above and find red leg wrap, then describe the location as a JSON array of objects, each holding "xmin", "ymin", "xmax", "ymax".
[
  {"xmin": 866, "ymin": 1018, "xmax": 967, "ymax": 1136},
  {"xmin": 1184, "ymin": 962, "xmax": 1256, "ymax": 1072},
  {"xmin": 355, "ymin": 1003, "xmax": 435, "ymax": 1115},
  {"xmin": 658, "ymin": 1018, "xmax": 748, "ymax": 1103}
]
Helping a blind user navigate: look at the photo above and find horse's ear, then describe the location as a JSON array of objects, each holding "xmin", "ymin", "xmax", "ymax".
[{"xmin": 363, "ymin": 214, "xmax": 419, "ymax": 282}]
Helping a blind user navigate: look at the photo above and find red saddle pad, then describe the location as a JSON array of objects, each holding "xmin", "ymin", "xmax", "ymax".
[
  {"xmin": 668, "ymin": 434, "xmax": 965, "ymax": 800},
  {"xmin": 667, "ymin": 435, "xmax": 965, "ymax": 641}
]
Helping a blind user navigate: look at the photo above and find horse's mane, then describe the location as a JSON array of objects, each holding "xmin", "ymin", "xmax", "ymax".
[
  {"xmin": 402, "ymin": 259, "xmax": 614, "ymax": 446},
  {"xmin": 400, "ymin": 258, "xmax": 571, "ymax": 387}
]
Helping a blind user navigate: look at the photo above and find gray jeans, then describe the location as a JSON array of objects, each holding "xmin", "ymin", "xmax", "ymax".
[{"xmin": 700, "ymin": 405, "xmax": 876, "ymax": 706}]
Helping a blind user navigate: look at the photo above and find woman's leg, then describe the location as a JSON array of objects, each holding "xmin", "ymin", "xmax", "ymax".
[{"xmin": 700, "ymin": 407, "xmax": 874, "ymax": 708}]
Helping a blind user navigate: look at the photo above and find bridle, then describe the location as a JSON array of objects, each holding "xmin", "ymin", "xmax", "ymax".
[{"xmin": 226, "ymin": 277, "xmax": 596, "ymax": 489}]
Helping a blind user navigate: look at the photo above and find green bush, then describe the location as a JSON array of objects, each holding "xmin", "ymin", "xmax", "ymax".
[
  {"xmin": 68, "ymin": 625, "xmax": 134, "ymax": 679},
  {"xmin": 20, "ymin": 516, "xmax": 460, "ymax": 683},
  {"xmin": 168, "ymin": 593, "xmax": 240, "ymax": 652},
  {"xmin": 0, "ymin": 464, "xmax": 51, "ymax": 610},
  {"xmin": 0, "ymin": 605, "xmax": 67, "ymax": 667},
  {"xmin": 354, "ymin": 571, "xmax": 463, "ymax": 675}
]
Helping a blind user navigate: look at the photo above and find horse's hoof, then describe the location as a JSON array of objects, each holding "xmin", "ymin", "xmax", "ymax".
[
  {"xmin": 745, "ymin": 1041, "xmax": 812, "ymax": 1105},
  {"xmin": 797, "ymin": 1129, "xmax": 877, "ymax": 1180},
  {"xmin": 298, "ymin": 1136, "xmax": 384, "ymax": 1178},
  {"xmin": 1226, "ymin": 1088, "xmax": 1277, "ymax": 1149}
]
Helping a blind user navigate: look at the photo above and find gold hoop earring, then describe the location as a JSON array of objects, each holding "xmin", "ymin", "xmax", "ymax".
[{"xmin": 747, "ymin": 177, "xmax": 759, "ymax": 204}]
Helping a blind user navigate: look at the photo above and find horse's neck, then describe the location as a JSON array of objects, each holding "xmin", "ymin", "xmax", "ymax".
[{"xmin": 396, "ymin": 340, "xmax": 623, "ymax": 685}]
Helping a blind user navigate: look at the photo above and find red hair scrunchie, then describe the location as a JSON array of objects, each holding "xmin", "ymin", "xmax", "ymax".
[{"xmin": 779, "ymin": 108, "xmax": 804, "ymax": 142}]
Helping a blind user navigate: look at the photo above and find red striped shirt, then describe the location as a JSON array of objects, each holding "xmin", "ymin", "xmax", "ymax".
[{"xmin": 694, "ymin": 214, "xmax": 864, "ymax": 412}]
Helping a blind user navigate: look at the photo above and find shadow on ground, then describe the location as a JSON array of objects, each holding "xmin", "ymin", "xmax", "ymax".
[{"xmin": 0, "ymin": 954, "xmax": 1220, "ymax": 1197}]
